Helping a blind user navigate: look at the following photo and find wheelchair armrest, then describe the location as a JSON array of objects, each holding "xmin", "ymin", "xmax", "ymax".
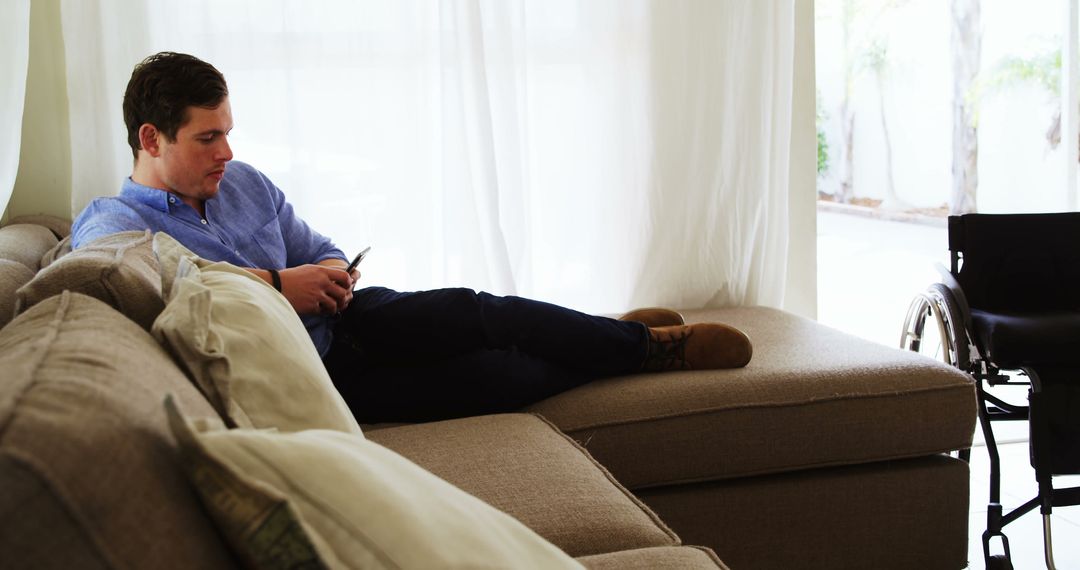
[{"xmin": 934, "ymin": 262, "xmax": 974, "ymax": 335}]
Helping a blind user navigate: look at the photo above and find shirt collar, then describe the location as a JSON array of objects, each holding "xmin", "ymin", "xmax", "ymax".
[{"xmin": 120, "ymin": 178, "xmax": 177, "ymax": 213}]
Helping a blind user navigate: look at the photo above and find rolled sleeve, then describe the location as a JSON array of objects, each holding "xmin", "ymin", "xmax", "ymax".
[{"xmin": 273, "ymin": 190, "xmax": 346, "ymax": 267}]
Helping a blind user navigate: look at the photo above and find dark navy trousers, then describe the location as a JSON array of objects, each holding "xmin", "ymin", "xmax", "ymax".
[{"xmin": 323, "ymin": 286, "xmax": 649, "ymax": 423}]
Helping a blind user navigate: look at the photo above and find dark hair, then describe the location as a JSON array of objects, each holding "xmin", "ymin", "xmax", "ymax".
[{"xmin": 123, "ymin": 52, "xmax": 229, "ymax": 159}]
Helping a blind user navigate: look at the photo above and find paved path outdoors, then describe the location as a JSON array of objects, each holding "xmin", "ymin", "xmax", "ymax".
[{"xmin": 816, "ymin": 209, "xmax": 948, "ymax": 349}]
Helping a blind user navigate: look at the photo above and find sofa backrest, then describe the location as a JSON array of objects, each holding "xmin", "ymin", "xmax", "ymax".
[
  {"xmin": 0, "ymin": 223, "xmax": 60, "ymax": 329},
  {"xmin": 0, "ymin": 292, "xmax": 236, "ymax": 569}
]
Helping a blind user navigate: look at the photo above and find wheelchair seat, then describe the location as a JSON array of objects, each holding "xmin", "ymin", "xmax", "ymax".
[{"xmin": 969, "ymin": 309, "xmax": 1080, "ymax": 371}]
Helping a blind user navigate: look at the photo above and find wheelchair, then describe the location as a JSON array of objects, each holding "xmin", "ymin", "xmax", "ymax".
[{"xmin": 900, "ymin": 213, "xmax": 1080, "ymax": 570}]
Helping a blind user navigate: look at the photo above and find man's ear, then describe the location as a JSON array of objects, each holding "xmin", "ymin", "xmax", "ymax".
[{"xmin": 138, "ymin": 123, "xmax": 163, "ymax": 157}]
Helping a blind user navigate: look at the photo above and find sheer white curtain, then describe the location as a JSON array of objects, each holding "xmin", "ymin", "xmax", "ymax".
[
  {"xmin": 61, "ymin": 0, "xmax": 795, "ymax": 314},
  {"xmin": 1, "ymin": 0, "xmax": 31, "ymax": 213}
]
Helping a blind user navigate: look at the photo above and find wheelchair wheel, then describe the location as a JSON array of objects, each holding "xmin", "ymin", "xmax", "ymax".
[
  {"xmin": 986, "ymin": 554, "xmax": 1013, "ymax": 570},
  {"xmin": 900, "ymin": 283, "xmax": 970, "ymax": 371}
]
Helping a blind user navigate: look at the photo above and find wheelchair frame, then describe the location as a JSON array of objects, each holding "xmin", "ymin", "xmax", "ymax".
[{"xmin": 900, "ymin": 216, "xmax": 1080, "ymax": 570}]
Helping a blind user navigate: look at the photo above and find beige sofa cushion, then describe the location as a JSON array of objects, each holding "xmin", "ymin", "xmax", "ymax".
[
  {"xmin": 153, "ymin": 257, "xmax": 362, "ymax": 435},
  {"xmin": 0, "ymin": 455, "xmax": 110, "ymax": 570},
  {"xmin": 577, "ymin": 546, "xmax": 729, "ymax": 570},
  {"xmin": 7, "ymin": 214, "xmax": 72, "ymax": 238},
  {"xmin": 166, "ymin": 398, "xmax": 583, "ymax": 570},
  {"xmin": 16, "ymin": 231, "xmax": 163, "ymax": 330},
  {"xmin": 0, "ymin": 292, "xmax": 234, "ymax": 569},
  {"xmin": 529, "ymin": 306, "xmax": 977, "ymax": 489},
  {"xmin": 0, "ymin": 223, "xmax": 58, "ymax": 271},
  {"xmin": 153, "ymin": 231, "xmax": 198, "ymax": 295},
  {"xmin": 0, "ymin": 260, "xmax": 34, "ymax": 328},
  {"xmin": 39, "ymin": 235, "xmax": 72, "ymax": 267},
  {"xmin": 366, "ymin": 413, "xmax": 680, "ymax": 557}
]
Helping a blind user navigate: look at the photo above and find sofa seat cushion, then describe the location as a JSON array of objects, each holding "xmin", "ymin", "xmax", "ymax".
[
  {"xmin": 366, "ymin": 413, "xmax": 680, "ymax": 557},
  {"xmin": 0, "ymin": 292, "xmax": 234, "ymax": 569},
  {"xmin": 166, "ymin": 399, "xmax": 583, "ymax": 569},
  {"xmin": 577, "ymin": 546, "xmax": 729, "ymax": 569},
  {"xmin": 528, "ymin": 306, "xmax": 977, "ymax": 489}
]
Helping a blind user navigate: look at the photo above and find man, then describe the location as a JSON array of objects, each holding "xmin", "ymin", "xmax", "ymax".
[{"xmin": 73, "ymin": 52, "xmax": 752, "ymax": 423}]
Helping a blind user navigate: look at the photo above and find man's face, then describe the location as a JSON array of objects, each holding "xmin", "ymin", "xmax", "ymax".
[{"xmin": 153, "ymin": 97, "xmax": 234, "ymax": 206}]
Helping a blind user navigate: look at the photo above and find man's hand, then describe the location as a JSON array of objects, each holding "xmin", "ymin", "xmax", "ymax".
[{"xmin": 278, "ymin": 264, "xmax": 354, "ymax": 316}]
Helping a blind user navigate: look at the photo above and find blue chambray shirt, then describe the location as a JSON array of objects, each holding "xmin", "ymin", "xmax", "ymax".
[{"xmin": 72, "ymin": 160, "xmax": 347, "ymax": 356}]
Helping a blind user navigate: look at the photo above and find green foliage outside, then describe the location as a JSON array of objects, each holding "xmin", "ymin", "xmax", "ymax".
[
  {"xmin": 977, "ymin": 41, "xmax": 1075, "ymax": 151},
  {"xmin": 817, "ymin": 92, "xmax": 830, "ymax": 177}
]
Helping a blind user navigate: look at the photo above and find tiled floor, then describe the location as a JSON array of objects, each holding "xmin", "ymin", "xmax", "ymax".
[{"xmin": 816, "ymin": 209, "xmax": 1080, "ymax": 569}]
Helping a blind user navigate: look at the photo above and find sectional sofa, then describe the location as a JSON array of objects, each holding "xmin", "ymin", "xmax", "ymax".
[{"xmin": 0, "ymin": 216, "xmax": 977, "ymax": 569}]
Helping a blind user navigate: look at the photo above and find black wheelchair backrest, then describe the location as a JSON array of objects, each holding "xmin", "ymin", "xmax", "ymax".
[{"xmin": 948, "ymin": 212, "xmax": 1080, "ymax": 313}]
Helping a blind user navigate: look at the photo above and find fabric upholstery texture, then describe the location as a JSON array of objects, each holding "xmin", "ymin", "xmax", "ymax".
[
  {"xmin": 0, "ymin": 292, "xmax": 235, "ymax": 570},
  {"xmin": 166, "ymin": 398, "xmax": 583, "ymax": 570},
  {"xmin": 0, "ymin": 259, "xmax": 34, "ymax": 328},
  {"xmin": 15, "ymin": 231, "xmax": 163, "ymax": 330},
  {"xmin": 576, "ymin": 546, "xmax": 728, "ymax": 570},
  {"xmin": 0, "ymin": 455, "xmax": 111, "ymax": 570},
  {"xmin": 152, "ymin": 257, "xmax": 363, "ymax": 435},
  {"xmin": 153, "ymin": 231, "xmax": 199, "ymax": 297},
  {"xmin": 529, "ymin": 306, "xmax": 977, "ymax": 489},
  {"xmin": 39, "ymin": 235, "xmax": 73, "ymax": 268},
  {"xmin": 7, "ymin": 214, "xmax": 72, "ymax": 239},
  {"xmin": 639, "ymin": 454, "xmax": 970, "ymax": 570},
  {"xmin": 366, "ymin": 413, "xmax": 680, "ymax": 557},
  {"xmin": 0, "ymin": 223, "xmax": 58, "ymax": 271}
]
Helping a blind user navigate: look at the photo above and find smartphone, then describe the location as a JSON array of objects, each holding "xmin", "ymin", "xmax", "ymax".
[{"xmin": 345, "ymin": 246, "xmax": 371, "ymax": 273}]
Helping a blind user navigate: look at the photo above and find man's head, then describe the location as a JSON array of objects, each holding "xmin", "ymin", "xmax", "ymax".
[
  {"xmin": 124, "ymin": 52, "xmax": 229, "ymax": 160},
  {"xmin": 125, "ymin": 52, "xmax": 233, "ymax": 211}
]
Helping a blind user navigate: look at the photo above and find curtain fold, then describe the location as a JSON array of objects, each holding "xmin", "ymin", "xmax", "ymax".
[
  {"xmin": 1, "ymin": 0, "xmax": 32, "ymax": 215},
  {"xmin": 60, "ymin": 0, "xmax": 152, "ymax": 217},
  {"xmin": 57, "ymin": 0, "xmax": 796, "ymax": 315},
  {"xmin": 632, "ymin": 0, "xmax": 795, "ymax": 310}
]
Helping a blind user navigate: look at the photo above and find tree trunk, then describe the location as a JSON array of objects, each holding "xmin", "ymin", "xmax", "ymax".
[
  {"xmin": 837, "ymin": 0, "xmax": 856, "ymax": 204},
  {"xmin": 876, "ymin": 72, "xmax": 909, "ymax": 210},
  {"xmin": 840, "ymin": 101, "xmax": 855, "ymax": 203},
  {"xmin": 950, "ymin": 0, "xmax": 981, "ymax": 215}
]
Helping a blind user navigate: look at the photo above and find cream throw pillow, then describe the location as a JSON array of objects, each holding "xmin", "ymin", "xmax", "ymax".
[
  {"xmin": 152, "ymin": 256, "xmax": 362, "ymax": 435},
  {"xmin": 165, "ymin": 397, "xmax": 583, "ymax": 570}
]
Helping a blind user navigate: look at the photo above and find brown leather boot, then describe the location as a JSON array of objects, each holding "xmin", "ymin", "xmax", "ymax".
[
  {"xmin": 618, "ymin": 307, "xmax": 685, "ymax": 328},
  {"xmin": 643, "ymin": 323, "xmax": 752, "ymax": 371}
]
